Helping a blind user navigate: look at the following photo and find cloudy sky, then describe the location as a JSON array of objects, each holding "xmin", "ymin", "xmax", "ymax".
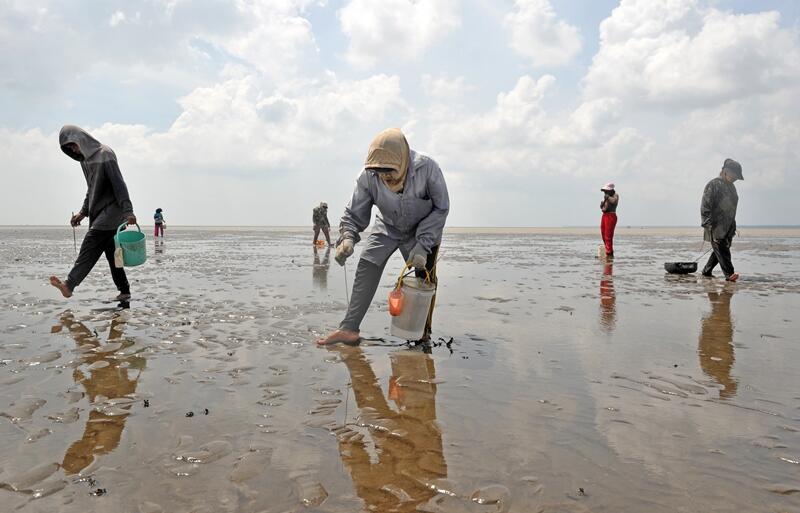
[{"xmin": 1, "ymin": 0, "xmax": 798, "ymax": 227}]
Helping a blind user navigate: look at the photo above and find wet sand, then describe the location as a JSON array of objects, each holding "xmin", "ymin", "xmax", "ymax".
[{"xmin": 1, "ymin": 226, "xmax": 799, "ymax": 512}]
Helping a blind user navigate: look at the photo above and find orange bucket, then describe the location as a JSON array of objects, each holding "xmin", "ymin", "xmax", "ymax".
[{"xmin": 388, "ymin": 288, "xmax": 405, "ymax": 316}]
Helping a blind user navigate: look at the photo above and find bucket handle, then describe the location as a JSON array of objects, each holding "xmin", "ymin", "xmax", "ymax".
[
  {"xmin": 394, "ymin": 262, "xmax": 432, "ymax": 290},
  {"xmin": 116, "ymin": 222, "xmax": 142, "ymax": 235}
]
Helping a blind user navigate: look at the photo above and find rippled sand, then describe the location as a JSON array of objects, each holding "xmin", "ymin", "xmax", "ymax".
[{"xmin": 1, "ymin": 226, "xmax": 799, "ymax": 512}]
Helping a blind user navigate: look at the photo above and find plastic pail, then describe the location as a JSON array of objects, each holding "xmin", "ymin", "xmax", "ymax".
[
  {"xmin": 115, "ymin": 223, "xmax": 147, "ymax": 267},
  {"xmin": 390, "ymin": 275, "xmax": 435, "ymax": 340}
]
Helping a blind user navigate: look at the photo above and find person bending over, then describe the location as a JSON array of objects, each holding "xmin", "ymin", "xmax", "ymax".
[
  {"xmin": 317, "ymin": 128, "xmax": 449, "ymax": 345},
  {"xmin": 312, "ymin": 202, "xmax": 332, "ymax": 246}
]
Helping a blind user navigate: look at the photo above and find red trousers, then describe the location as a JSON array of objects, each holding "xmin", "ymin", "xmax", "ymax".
[{"xmin": 601, "ymin": 212, "xmax": 617, "ymax": 255}]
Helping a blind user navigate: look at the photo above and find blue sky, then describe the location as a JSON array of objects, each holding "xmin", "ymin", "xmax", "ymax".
[{"xmin": 1, "ymin": 0, "xmax": 799, "ymax": 227}]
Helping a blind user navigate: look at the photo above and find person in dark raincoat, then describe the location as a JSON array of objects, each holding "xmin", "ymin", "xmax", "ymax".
[
  {"xmin": 49, "ymin": 125, "xmax": 137, "ymax": 299},
  {"xmin": 701, "ymin": 158, "xmax": 743, "ymax": 282},
  {"xmin": 317, "ymin": 128, "xmax": 449, "ymax": 346}
]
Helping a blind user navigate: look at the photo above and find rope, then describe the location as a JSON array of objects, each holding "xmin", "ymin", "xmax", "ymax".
[
  {"xmin": 693, "ymin": 240, "xmax": 712, "ymax": 262},
  {"xmin": 71, "ymin": 211, "xmax": 77, "ymax": 254},
  {"xmin": 343, "ymin": 261, "xmax": 350, "ymax": 304}
]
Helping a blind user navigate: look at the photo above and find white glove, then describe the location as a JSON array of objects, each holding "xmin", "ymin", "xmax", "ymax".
[
  {"xmin": 335, "ymin": 239, "xmax": 354, "ymax": 266},
  {"xmin": 408, "ymin": 243, "xmax": 428, "ymax": 269}
]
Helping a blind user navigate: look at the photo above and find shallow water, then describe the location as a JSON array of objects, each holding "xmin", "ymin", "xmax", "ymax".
[{"xmin": 1, "ymin": 226, "xmax": 799, "ymax": 512}]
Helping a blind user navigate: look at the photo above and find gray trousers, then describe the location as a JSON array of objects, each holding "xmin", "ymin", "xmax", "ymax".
[
  {"xmin": 66, "ymin": 229, "xmax": 130, "ymax": 294},
  {"xmin": 340, "ymin": 246, "xmax": 439, "ymax": 340}
]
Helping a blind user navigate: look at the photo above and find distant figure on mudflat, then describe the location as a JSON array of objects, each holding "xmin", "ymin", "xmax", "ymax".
[
  {"xmin": 701, "ymin": 159, "xmax": 743, "ymax": 282},
  {"xmin": 313, "ymin": 202, "xmax": 332, "ymax": 246},
  {"xmin": 49, "ymin": 125, "xmax": 137, "ymax": 300},
  {"xmin": 317, "ymin": 128, "xmax": 449, "ymax": 346},
  {"xmin": 154, "ymin": 208, "xmax": 166, "ymax": 238},
  {"xmin": 600, "ymin": 182, "xmax": 619, "ymax": 259}
]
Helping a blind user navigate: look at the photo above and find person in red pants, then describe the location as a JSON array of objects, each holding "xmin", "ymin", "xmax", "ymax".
[
  {"xmin": 153, "ymin": 208, "xmax": 165, "ymax": 238},
  {"xmin": 600, "ymin": 182, "xmax": 619, "ymax": 259}
]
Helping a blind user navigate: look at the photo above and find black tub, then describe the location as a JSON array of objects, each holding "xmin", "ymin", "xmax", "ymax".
[{"xmin": 664, "ymin": 262, "xmax": 698, "ymax": 274}]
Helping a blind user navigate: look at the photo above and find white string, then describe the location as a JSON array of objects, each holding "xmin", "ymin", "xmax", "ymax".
[{"xmin": 343, "ymin": 261, "xmax": 350, "ymax": 304}]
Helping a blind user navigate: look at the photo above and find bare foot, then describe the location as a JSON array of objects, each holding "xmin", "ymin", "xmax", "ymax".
[
  {"xmin": 49, "ymin": 276, "xmax": 72, "ymax": 298},
  {"xmin": 316, "ymin": 329, "xmax": 360, "ymax": 346},
  {"xmin": 726, "ymin": 273, "xmax": 740, "ymax": 282}
]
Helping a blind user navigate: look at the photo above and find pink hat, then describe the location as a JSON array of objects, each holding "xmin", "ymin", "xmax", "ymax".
[{"xmin": 601, "ymin": 182, "xmax": 615, "ymax": 191}]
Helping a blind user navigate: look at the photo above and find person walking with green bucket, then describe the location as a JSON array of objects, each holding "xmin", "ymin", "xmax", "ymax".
[{"xmin": 49, "ymin": 125, "xmax": 139, "ymax": 301}]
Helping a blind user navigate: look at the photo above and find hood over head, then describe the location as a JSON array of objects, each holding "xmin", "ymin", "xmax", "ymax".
[
  {"xmin": 364, "ymin": 128, "xmax": 410, "ymax": 193},
  {"xmin": 722, "ymin": 158, "xmax": 743, "ymax": 180},
  {"xmin": 59, "ymin": 125, "xmax": 103, "ymax": 161}
]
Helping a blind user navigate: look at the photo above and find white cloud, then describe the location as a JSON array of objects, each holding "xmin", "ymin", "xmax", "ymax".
[
  {"xmin": 547, "ymin": 97, "xmax": 621, "ymax": 146},
  {"xmin": 585, "ymin": 0, "xmax": 800, "ymax": 107},
  {"xmin": 212, "ymin": 0, "xmax": 319, "ymax": 77},
  {"xmin": 505, "ymin": 0, "xmax": 582, "ymax": 67},
  {"xmin": 427, "ymin": 71, "xmax": 649, "ymax": 177},
  {"xmin": 0, "ymin": 128, "xmax": 88, "ymax": 225},
  {"xmin": 1, "ymin": 0, "xmax": 799, "ymax": 227},
  {"xmin": 109, "ymin": 11, "xmax": 126, "ymax": 27},
  {"xmin": 559, "ymin": 0, "xmax": 800, "ymax": 213},
  {"xmin": 75, "ymin": 71, "xmax": 408, "ymax": 179},
  {"xmin": 421, "ymin": 74, "xmax": 475, "ymax": 100},
  {"xmin": 0, "ymin": 72, "xmax": 409, "ymax": 225},
  {"xmin": 0, "ymin": 0, "xmax": 320, "ymax": 95},
  {"xmin": 338, "ymin": 0, "xmax": 460, "ymax": 67}
]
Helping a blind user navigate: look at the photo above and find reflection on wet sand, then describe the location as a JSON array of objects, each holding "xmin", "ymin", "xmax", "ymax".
[
  {"xmin": 313, "ymin": 246, "xmax": 330, "ymax": 290},
  {"xmin": 51, "ymin": 312, "xmax": 146, "ymax": 474},
  {"xmin": 331, "ymin": 346, "xmax": 446, "ymax": 512},
  {"xmin": 698, "ymin": 288, "xmax": 737, "ymax": 399},
  {"xmin": 599, "ymin": 262, "xmax": 616, "ymax": 332},
  {"xmin": 2, "ymin": 227, "xmax": 798, "ymax": 512}
]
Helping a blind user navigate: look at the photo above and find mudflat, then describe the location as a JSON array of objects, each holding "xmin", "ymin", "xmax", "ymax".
[{"xmin": 1, "ymin": 226, "xmax": 798, "ymax": 512}]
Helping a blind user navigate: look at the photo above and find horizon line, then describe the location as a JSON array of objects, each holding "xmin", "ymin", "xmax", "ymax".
[{"xmin": 2, "ymin": 224, "xmax": 799, "ymax": 229}]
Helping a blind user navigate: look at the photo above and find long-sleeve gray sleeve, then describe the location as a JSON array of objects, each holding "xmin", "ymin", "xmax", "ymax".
[
  {"xmin": 339, "ymin": 171, "xmax": 374, "ymax": 245},
  {"xmin": 104, "ymin": 160, "xmax": 133, "ymax": 214},
  {"xmin": 414, "ymin": 163, "xmax": 449, "ymax": 252},
  {"xmin": 80, "ymin": 166, "xmax": 90, "ymax": 216},
  {"xmin": 701, "ymin": 180, "xmax": 717, "ymax": 227},
  {"xmin": 80, "ymin": 193, "xmax": 90, "ymax": 217}
]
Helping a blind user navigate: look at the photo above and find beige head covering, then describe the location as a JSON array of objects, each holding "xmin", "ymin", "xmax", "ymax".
[{"xmin": 364, "ymin": 128, "xmax": 410, "ymax": 193}]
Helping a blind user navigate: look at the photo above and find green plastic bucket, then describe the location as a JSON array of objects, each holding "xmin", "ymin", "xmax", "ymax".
[{"xmin": 114, "ymin": 223, "xmax": 147, "ymax": 267}]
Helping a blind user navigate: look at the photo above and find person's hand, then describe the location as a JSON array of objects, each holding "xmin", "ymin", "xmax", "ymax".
[
  {"xmin": 70, "ymin": 212, "xmax": 85, "ymax": 227},
  {"xmin": 126, "ymin": 214, "xmax": 137, "ymax": 225},
  {"xmin": 408, "ymin": 244, "xmax": 427, "ymax": 269},
  {"xmin": 335, "ymin": 239, "xmax": 354, "ymax": 266}
]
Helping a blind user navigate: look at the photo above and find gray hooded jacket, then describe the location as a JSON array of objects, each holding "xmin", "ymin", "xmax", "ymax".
[
  {"xmin": 59, "ymin": 125, "xmax": 134, "ymax": 230},
  {"xmin": 701, "ymin": 176, "xmax": 738, "ymax": 241},
  {"xmin": 338, "ymin": 150, "xmax": 449, "ymax": 266}
]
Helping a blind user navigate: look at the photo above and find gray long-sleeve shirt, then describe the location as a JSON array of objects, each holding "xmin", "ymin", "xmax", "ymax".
[
  {"xmin": 339, "ymin": 150, "xmax": 449, "ymax": 266},
  {"xmin": 60, "ymin": 126, "xmax": 134, "ymax": 231}
]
